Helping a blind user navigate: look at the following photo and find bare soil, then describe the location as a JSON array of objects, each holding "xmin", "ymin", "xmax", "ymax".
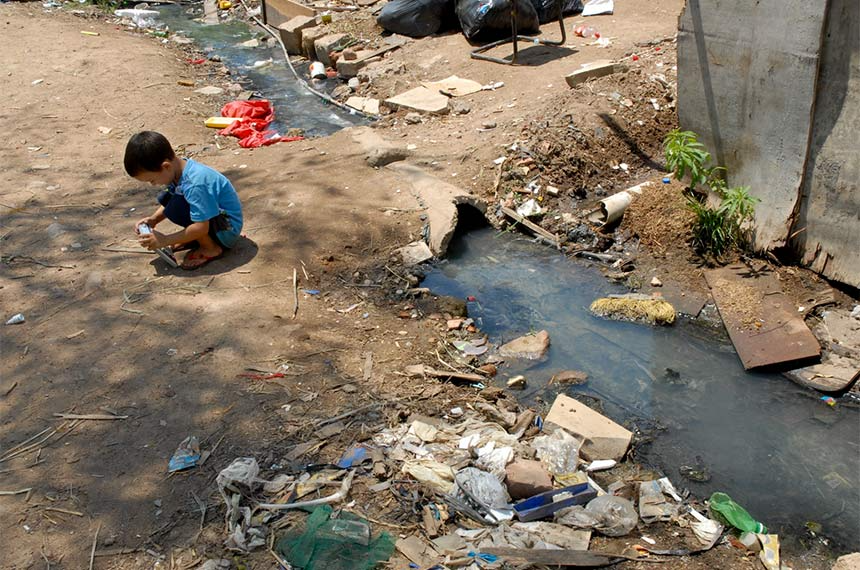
[{"xmin": 0, "ymin": 2, "xmax": 848, "ymax": 570}]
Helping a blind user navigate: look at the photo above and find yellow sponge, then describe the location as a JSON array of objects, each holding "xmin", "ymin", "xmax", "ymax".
[{"xmin": 589, "ymin": 296, "xmax": 676, "ymax": 326}]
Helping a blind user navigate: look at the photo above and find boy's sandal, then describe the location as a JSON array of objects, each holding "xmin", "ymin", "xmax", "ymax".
[
  {"xmin": 171, "ymin": 242, "xmax": 197, "ymax": 253},
  {"xmin": 180, "ymin": 249, "xmax": 224, "ymax": 270}
]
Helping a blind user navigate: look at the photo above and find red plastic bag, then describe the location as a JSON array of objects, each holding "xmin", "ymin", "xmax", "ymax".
[{"xmin": 217, "ymin": 100, "xmax": 304, "ymax": 148}]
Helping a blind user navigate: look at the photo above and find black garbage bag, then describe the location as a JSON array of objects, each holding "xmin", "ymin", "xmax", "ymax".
[
  {"xmin": 529, "ymin": 0, "xmax": 582, "ymax": 24},
  {"xmin": 456, "ymin": 0, "xmax": 540, "ymax": 40},
  {"xmin": 377, "ymin": 0, "xmax": 457, "ymax": 38}
]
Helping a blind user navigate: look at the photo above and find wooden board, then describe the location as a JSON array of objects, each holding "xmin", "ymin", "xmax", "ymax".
[
  {"xmin": 704, "ymin": 264, "xmax": 821, "ymax": 369},
  {"xmin": 501, "ymin": 207, "xmax": 560, "ymax": 248}
]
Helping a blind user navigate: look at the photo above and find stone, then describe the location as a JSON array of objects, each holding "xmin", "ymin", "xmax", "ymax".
[
  {"xmin": 544, "ymin": 394, "xmax": 633, "ymax": 461},
  {"xmin": 301, "ymin": 26, "xmax": 327, "ymax": 60},
  {"xmin": 337, "ymin": 53, "xmax": 380, "ymax": 78},
  {"xmin": 397, "ymin": 241, "xmax": 433, "ymax": 265},
  {"xmin": 341, "ymin": 48, "xmax": 358, "ymax": 60},
  {"xmin": 345, "ymin": 96, "xmax": 380, "ymax": 115},
  {"xmin": 314, "ymin": 33, "xmax": 350, "ymax": 67},
  {"xmin": 833, "ymin": 553, "xmax": 860, "ymax": 570},
  {"xmin": 348, "ymin": 77, "xmax": 360, "ymax": 90},
  {"xmin": 481, "ymin": 120, "xmax": 497, "ymax": 129},
  {"xmin": 505, "ymin": 459, "xmax": 553, "ymax": 500},
  {"xmin": 386, "ymin": 86, "xmax": 450, "ymax": 115},
  {"xmin": 239, "ymin": 38, "xmax": 260, "ymax": 48},
  {"xmin": 477, "ymin": 363, "xmax": 497, "ymax": 376},
  {"xmin": 506, "ymin": 375, "xmax": 526, "ymax": 389},
  {"xmin": 565, "ymin": 60, "xmax": 628, "ymax": 88},
  {"xmin": 498, "ymin": 330, "xmax": 550, "ymax": 360},
  {"xmin": 551, "ymin": 370, "xmax": 588, "ymax": 385},
  {"xmin": 332, "ymin": 84, "xmax": 352, "ymax": 100},
  {"xmin": 194, "ymin": 86, "xmax": 223, "ymax": 95},
  {"xmin": 450, "ymin": 100, "xmax": 471, "ymax": 115},
  {"xmin": 286, "ymin": 128, "xmax": 305, "ymax": 138},
  {"xmin": 447, "ymin": 318, "xmax": 464, "ymax": 330},
  {"xmin": 366, "ymin": 146, "xmax": 410, "ymax": 167},
  {"xmin": 277, "ymin": 15, "xmax": 316, "ymax": 55},
  {"xmin": 650, "ymin": 276, "xmax": 663, "ymax": 287},
  {"xmin": 421, "ymin": 75, "xmax": 482, "ymax": 97},
  {"xmin": 405, "ymin": 112, "xmax": 422, "ymax": 124}
]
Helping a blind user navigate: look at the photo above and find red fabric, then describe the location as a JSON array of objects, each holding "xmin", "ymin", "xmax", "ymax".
[{"xmin": 217, "ymin": 100, "xmax": 303, "ymax": 148}]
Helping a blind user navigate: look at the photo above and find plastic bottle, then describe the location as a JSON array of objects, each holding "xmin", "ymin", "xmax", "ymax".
[
  {"xmin": 574, "ymin": 25, "xmax": 599, "ymax": 38},
  {"xmin": 708, "ymin": 492, "xmax": 767, "ymax": 534}
]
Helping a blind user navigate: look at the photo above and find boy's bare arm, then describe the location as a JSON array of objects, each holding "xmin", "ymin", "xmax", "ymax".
[{"xmin": 138, "ymin": 220, "xmax": 209, "ymax": 250}]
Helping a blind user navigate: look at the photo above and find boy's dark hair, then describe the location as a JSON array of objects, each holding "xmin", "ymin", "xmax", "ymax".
[{"xmin": 124, "ymin": 131, "xmax": 176, "ymax": 176}]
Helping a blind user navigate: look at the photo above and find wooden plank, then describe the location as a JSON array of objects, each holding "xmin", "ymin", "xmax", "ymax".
[
  {"xmin": 704, "ymin": 264, "xmax": 820, "ymax": 369},
  {"xmin": 481, "ymin": 547, "xmax": 625, "ymax": 566},
  {"xmin": 501, "ymin": 207, "xmax": 560, "ymax": 248}
]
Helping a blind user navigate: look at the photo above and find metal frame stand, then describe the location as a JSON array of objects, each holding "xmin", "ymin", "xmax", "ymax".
[{"xmin": 470, "ymin": 0, "xmax": 567, "ymax": 65}]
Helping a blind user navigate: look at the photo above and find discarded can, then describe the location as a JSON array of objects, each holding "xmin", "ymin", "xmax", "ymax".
[
  {"xmin": 5, "ymin": 313, "xmax": 25, "ymax": 325},
  {"xmin": 309, "ymin": 61, "xmax": 326, "ymax": 80}
]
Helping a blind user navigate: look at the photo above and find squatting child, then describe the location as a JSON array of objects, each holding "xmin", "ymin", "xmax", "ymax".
[{"xmin": 124, "ymin": 131, "xmax": 243, "ymax": 270}]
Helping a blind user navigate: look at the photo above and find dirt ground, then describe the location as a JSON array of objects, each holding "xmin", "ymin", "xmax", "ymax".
[{"xmin": 0, "ymin": 2, "xmax": 851, "ymax": 569}]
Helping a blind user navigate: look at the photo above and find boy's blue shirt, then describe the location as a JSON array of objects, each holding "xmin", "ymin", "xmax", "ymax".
[{"xmin": 168, "ymin": 158, "xmax": 243, "ymax": 245}]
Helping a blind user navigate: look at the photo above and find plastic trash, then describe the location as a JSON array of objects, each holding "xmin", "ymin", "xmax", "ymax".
[
  {"xmin": 455, "ymin": 467, "xmax": 512, "ymax": 519},
  {"xmin": 555, "ymin": 495, "xmax": 638, "ymax": 536},
  {"xmin": 516, "ymin": 198, "xmax": 543, "ymax": 218},
  {"xmin": 581, "ymin": 0, "xmax": 613, "ymax": 16},
  {"xmin": 309, "ymin": 61, "xmax": 327, "ymax": 80},
  {"xmin": 638, "ymin": 479, "xmax": 677, "ymax": 523},
  {"xmin": 532, "ymin": 428, "xmax": 581, "ymax": 477},
  {"xmin": 276, "ymin": 505, "xmax": 395, "ymax": 570},
  {"xmin": 167, "ymin": 436, "xmax": 201, "ymax": 472},
  {"xmin": 377, "ymin": 0, "xmax": 456, "ymax": 38},
  {"xmin": 574, "ymin": 25, "xmax": 597, "ymax": 38},
  {"xmin": 708, "ymin": 492, "xmax": 767, "ymax": 534},
  {"xmin": 5, "ymin": 314, "xmax": 25, "ymax": 325},
  {"xmin": 456, "ymin": 0, "xmax": 540, "ymax": 41},
  {"xmin": 337, "ymin": 444, "xmax": 373, "ymax": 468},
  {"xmin": 114, "ymin": 8, "xmax": 162, "ymax": 29},
  {"xmin": 528, "ymin": 0, "xmax": 582, "ymax": 24}
]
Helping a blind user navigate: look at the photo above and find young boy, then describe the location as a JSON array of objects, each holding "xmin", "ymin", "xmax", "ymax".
[{"xmin": 124, "ymin": 131, "xmax": 243, "ymax": 270}]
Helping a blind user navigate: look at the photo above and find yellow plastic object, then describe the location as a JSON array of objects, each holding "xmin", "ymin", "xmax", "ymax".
[
  {"xmin": 219, "ymin": 0, "xmax": 232, "ymax": 9},
  {"xmin": 205, "ymin": 117, "xmax": 240, "ymax": 129}
]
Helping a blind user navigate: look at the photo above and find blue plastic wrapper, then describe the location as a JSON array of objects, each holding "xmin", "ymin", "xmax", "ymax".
[{"xmin": 168, "ymin": 436, "xmax": 201, "ymax": 472}]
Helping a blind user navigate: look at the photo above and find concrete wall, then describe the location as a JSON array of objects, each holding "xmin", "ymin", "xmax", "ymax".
[
  {"xmin": 677, "ymin": 0, "xmax": 860, "ymax": 288},
  {"xmin": 790, "ymin": 0, "xmax": 860, "ymax": 287}
]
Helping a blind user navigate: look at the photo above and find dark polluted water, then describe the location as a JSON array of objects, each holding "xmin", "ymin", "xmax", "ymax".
[
  {"xmin": 423, "ymin": 226, "xmax": 860, "ymax": 554},
  {"xmin": 156, "ymin": 4, "xmax": 367, "ymax": 137}
]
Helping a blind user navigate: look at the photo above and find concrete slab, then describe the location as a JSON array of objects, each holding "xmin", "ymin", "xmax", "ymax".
[
  {"xmin": 345, "ymin": 96, "xmax": 380, "ymax": 115},
  {"xmin": 565, "ymin": 60, "xmax": 627, "ymax": 87},
  {"xmin": 336, "ymin": 52, "xmax": 379, "ymax": 77},
  {"xmin": 397, "ymin": 241, "xmax": 433, "ymax": 265},
  {"xmin": 385, "ymin": 86, "xmax": 450, "ymax": 115},
  {"xmin": 544, "ymin": 394, "xmax": 632, "ymax": 461},
  {"xmin": 263, "ymin": 0, "xmax": 314, "ymax": 28},
  {"xmin": 421, "ymin": 75, "xmax": 482, "ymax": 97},
  {"xmin": 704, "ymin": 264, "xmax": 821, "ymax": 369},
  {"xmin": 315, "ymin": 33, "xmax": 350, "ymax": 67}
]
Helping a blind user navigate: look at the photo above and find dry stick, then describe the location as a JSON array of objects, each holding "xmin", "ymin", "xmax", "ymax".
[
  {"xmin": 291, "ymin": 268, "xmax": 299, "ymax": 319},
  {"xmin": 89, "ymin": 522, "xmax": 101, "ymax": 570},
  {"xmin": 45, "ymin": 507, "xmax": 84, "ymax": 517},
  {"xmin": 0, "ymin": 426, "xmax": 60, "ymax": 463},
  {"xmin": 2, "ymin": 427, "xmax": 52, "ymax": 456},
  {"xmin": 0, "ymin": 488, "xmax": 33, "ymax": 496},
  {"xmin": 53, "ymin": 413, "xmax": 128, "ymax": 421},
  {"xmin": 300, "ymin": 260, "xmax": 310, "ymax": 281},
  {"xmin": 101, "ymin": 247, "xmax": 154, "ymax": 254}
]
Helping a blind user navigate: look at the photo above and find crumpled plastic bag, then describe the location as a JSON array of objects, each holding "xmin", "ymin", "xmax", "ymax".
[
  {"xmin": 455, "ymin": 467, "xmax": 511, "ymax": 510},
  {"xmin": 402, "ymin": 459, "xmax": 455, "ymax": 493},
  {"xmin": 217, "ymin": 100, "xmax": 304, "ymax": 148},
  {"xmin": 532, "ymin": 427, "xmax": 581, "ymax": 477},
  {"xmin": 217, "ymin": 458, "xmax": 267, "ymax": 551},
  {"xmin": 555, "ymin": 495, "xmax": 638, "ymax": 537}
]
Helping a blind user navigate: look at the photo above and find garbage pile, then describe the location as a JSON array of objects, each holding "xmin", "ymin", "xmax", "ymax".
[{"xmin": 210, "ymin": 390, "xmax": 781, "ymax": 568}]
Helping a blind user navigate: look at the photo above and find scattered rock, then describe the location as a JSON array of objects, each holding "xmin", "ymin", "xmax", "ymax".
[
  {"xmin": 348, "ymin": 77, "xmax": 360, "ymax": 90},
  {"xmin": 447, "ymin": 318, "xmax": 464, "ymax": 330},
  {"xmin": 833, "ymin": 553, "xmax": 860, "ymax": 570},
  {"xmin": 397, "ymin": 241, "xmax": 433, "ymax": 265},
  {"xmin": 505, "ymin": 459, "xmax": 553, "ymax": 500},
  {"xmin": 195, "ymin": 86, "xmax": 223, "ymax": 95},
  {"xmin": 331, "ymin": 84, "xmax": 352, "ymax": 100},
  {"xmin": 481, "ymin": 120, "xmax": 497, "ymax": 129},
  {"xmin": 551, "ymin": 370, "xmax": 588, "ymax": 385},
  {"xmin": 405, "ymin": 112, "xmax": 422, "ymax": 124},
  {"xmin": 341, "ymin": 48, "xmax": 358, "ymax": 60},
  {"xmin": 499, "ymin": 330, "xmax": 550, "ymax": 360},
  {"xmin": 450, "ymin": 100, "xmax": 471, "ymax": 115},
  {"xmin": 650, "ymin": 276, "xmax": 663, "ymax": 287},
  {"xmin": 366, "ymin": 146, "xmax": 410, "ymax": 167},
  {"xmin": 286, "ymin": 128, "xmax": 305, "ymax": 138},
  {"xmin": 477, "ymin": 363, "xmax": 497, "ymax": 376}
]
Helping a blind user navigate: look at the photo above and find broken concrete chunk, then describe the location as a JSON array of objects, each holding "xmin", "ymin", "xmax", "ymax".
[
  {"xmin": 551, "ymin": 370, "xmax": 588, "ymax": 385},
  {"xmin": 544, "ymin": 394, "xmax": 632, "ymax": 461},
  {"xmin": 505, "ymin": 459, "xmax": 553, "ymax": 500},
  {"xmin": 278, "ymin": 15, "xmax": 316, "ymax": 55},
  {"xmin": 345, "ymin": 96, "xmax": 380, "ymax": 115},
  {"xmin": 337, "ymin": 54, "xmax": 380, "ymax": 78},
  {"xmin": 421, "ymin": 75, "xmax": 482, "ymax": 97},
  {"xmin": 498, "ymin": 330, "xmax": 550, "ymax": 360},
  {"xmin": 301, "ymin": 26, "xmax": 327, "ymax": 60},
  {"xmin": 385, "ymin": 86, "xmax": 451, "ymax": 115},
  {"xmin": 194, "ymin": 86, "xmax": 223, "ymax": 95},
  {"xmin": 565, "ymin": 60, "xmax": 628, "ymax": 88},
  {"xmin": 366, "ymin": 146, "xmax": 410, "ymax": 168},
  {"xmin": 315, "ymin": 33, "xmax": 351, "ymax": 67},
  {"xmin": 397, "ymin": 241, "xmax": 433, "ymax": 265},
  {"xmin": 263, "ymin": 0, "xmax": 314, "ymax": 28}
]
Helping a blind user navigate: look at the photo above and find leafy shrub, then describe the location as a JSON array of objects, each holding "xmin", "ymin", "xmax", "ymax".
[{"xmin": 663, "ymin": 129, "xmax": 711, "ymax": 190}]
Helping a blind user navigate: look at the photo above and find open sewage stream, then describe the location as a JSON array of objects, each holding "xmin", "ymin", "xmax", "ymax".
[{"xmin": 147, "ymin": 5, "xmax": 858, "ymax": 557}]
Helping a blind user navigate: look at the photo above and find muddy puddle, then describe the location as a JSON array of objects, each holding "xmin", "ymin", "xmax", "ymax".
[
  {"xmin": 156, "ymin": 5, "xmax": 366, "ymax": 136},
  {"xmin": 423, "ymin": 226, "xmax": 860, "ymax": 554}
]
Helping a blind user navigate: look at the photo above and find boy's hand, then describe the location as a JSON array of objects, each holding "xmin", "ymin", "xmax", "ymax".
[
  {"xmin": 134, "ymin": 217, "xmax": 158, "ymax": 234},
  {"xmin": 138, "ymin": 229, "xmax": 166, "ymax": 250}
]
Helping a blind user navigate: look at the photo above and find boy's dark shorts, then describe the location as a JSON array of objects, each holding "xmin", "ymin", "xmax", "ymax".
[{"xmin": 157, "ymin": 190, "xmax": 238, "ymax": 249}]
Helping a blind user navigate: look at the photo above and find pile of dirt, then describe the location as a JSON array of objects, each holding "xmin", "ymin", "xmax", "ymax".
[{"xmin": 622, "ymin": 179, "xmax": 693, "ymax": 254}]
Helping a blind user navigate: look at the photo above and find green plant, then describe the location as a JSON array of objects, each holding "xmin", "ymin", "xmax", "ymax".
[
  {"xmin": 664, "ymin": 129, "xmax": 712, "ymax": 190},
  {"xmin": 687, "ymin": 186, "xmax": 759, "ymax": 256}
]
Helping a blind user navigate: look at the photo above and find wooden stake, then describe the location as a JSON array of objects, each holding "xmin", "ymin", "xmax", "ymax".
[
  {"xmin": 291, "ymin": 268, "xmax": 298, "ymax": 319},
  {"xmin": 89, "ymin": 522, "xmax": 101, "ymax": 570}
]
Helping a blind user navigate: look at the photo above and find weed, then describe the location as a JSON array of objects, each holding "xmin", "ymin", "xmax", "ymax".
[
  {"xmin": 663, "ymin": 129, "xmax": 711, "ymax": 190},
  {"xmin": 687, "ymin": 186, "xmax": 759, "ymax": 256}
]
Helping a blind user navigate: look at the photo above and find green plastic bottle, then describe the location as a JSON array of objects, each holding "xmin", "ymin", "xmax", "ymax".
[{"xmin": 709, "ymin": 492, "xmax": 767, "ymax": 534}]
